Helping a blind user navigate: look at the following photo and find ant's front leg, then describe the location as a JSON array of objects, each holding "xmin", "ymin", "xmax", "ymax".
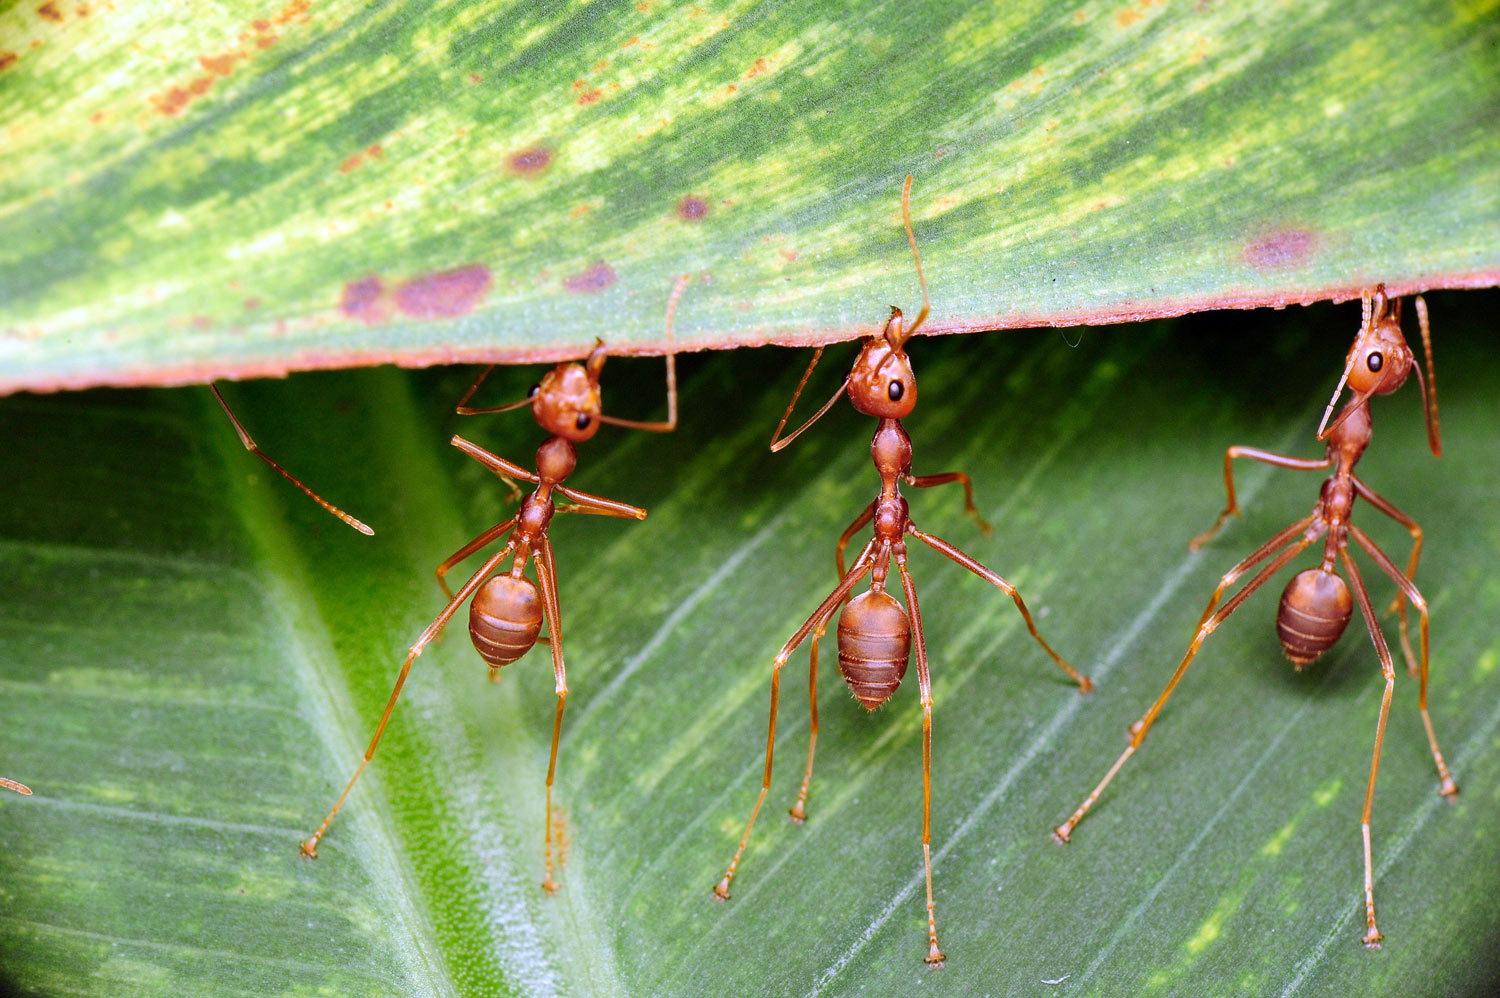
[{"xmin": 1189, "ymin": 447, "xmax": 1330, "ymax": 550}]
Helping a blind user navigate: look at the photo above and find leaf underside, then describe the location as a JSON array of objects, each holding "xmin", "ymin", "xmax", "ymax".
[
  {"xmin": 1, "ymin": 291, "xmax": 1498, "ymax": 996},
  {"xmin": 1, "ymin": 0, "xmax": 1498, "ymax": 393}
]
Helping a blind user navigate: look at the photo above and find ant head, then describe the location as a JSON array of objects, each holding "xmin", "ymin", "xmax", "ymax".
[
  {"xmin": 532, "ymin": 348, "xmax": 604, "ymax": 442},
  {"xmin": 1344, "ymin": 290, "xmax": 1413, "ymax": 397},
  {"xmin": 847, "ymin": 308, "xmax": 917, "ymax": 418}
]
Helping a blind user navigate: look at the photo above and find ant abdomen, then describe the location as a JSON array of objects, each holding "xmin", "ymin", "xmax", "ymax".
[
  {"xmin": 837, "ymin": 590, "xmax": 912, "ymax": 709},
  {"xmin": 1276, "ymin": 568, "xmax": 1353, "ymax": 668},
  {"xmin": 470, "ymin": 575, "xmax": 544, "ymax": 668}
]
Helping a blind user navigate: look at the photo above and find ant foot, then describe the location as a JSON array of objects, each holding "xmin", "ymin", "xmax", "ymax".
[
  {"xmin": 541, "ymin": 876, "xmax": 560, "ymax": 894},
  {"xmin": 299, "ymin": 839, "xmax": 319, "ymax": 860},
  {"xmin": 713, "ymin": 876, "xmax": 732, "ymax": 901},
  {"xmin": 1440, "ymin": 777, "xmax": 1459, "ymax": 797},
  {"xmin": 789, "ymin": 802, "xmax": 807, "ymax": 824},
  {"xmin": 1051, "ymin": 825, "xmax": 1072, "ymax": 845},
  {"xmin": 1362, "ymin": 927, "xmax": 1383, "ymax": 950},
  {"xmin": 925, "ymin": 944, "xmax": 946, "ymax": 966},
  {"xmin": 1077, "ymin": 676, "xmax": 1095, "ymax": 695}
]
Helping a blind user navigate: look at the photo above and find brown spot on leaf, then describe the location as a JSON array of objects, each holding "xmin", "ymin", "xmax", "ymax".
[
  {"xmin": 151, "ymin": 87, "xmax": 193, "ymax": 116},
  {"xmin": 395, "ymin": 264, "xmax": 493, "ymax": 319},
  {"xmin": 1117, "ymin": 8, "xmax": 1142, "ymax": 27},
  {"xmin": 255, "ymin": 33, "xmax": 278, "ymax": 49},
  {"xmin": 564, "ymin": 262, "xmax": 617, "ymax": 294},
  {"xmin": 275, "ymin": 0, "xmax": 311, "ymax": 25},
  {"xmin": 341, "ymin": 276, "xmax": 388, "ymax": 324},
  {"xmin": 36, "ymin": 3, "xmax": 63, "ymax": 23},
  {"xmin": 243, "ymin": 297, "xmax": 261, "ymax": 310},
  {"xmin": 201, "ymin": 53, "xmax": 238, "ymax": 76},
  {"xmin": 577, "ymin": 88, "xmax": 602, "ymax": 105},
  {"xmin": 508, "ymin": 146, "xmax": 551, "ymax": 174},
  {"xmin": 677, "ymin": 195, "xmax": 708, "ymax": 220},
  {"xmin": 0, "ymin": 53, "xmax": 16, "ymax": 72},
  {"xmin": 1243, "ymin": 228, "xmax": 1316, "ymax": 270},
  {"xmin": 338, "ymin": 143, "xmax": 384, "ymax": 174},
  {"xmin": 622, "ymin": 35, "xmax": 639, "ymax": 48},
  {"xmin": 188, "ymin": 75, "xmax": 213, "ymax": 96},
  {"xmin": 745, "ymin": 56, "xmax": 770, "ymax": 79},
  {"xmin": 467, "ymin": 71, "xmax": 482, "ymax": 83},
  {"xmin": 253, "ymin": 18, "xmax": 271, "ymax": 30}
]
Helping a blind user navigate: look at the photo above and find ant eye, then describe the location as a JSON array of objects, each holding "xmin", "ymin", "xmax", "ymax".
[
  {"xmin": 528, "ymin": 383, "xmax": 541, "ymax": 397},
  {"xmin": 888, "ymin": 380, "xmax": 904, "ymax": 401},
  {"xmin": 1367, "ymin": 351, "xmax": 1383, "ymax": 373},
  {"xmin": 575, "ymin": 413, "xmax": 591, "ymax": 430}
]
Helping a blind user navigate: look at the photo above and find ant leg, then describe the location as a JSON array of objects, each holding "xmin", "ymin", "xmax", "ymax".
[
  {"xmin": 1340, "ymin": 549, "xmax": 1397, "ymax": 948},
  {"xmin": 791, "ymin": 504, "xmax": 873, "ymax": 823},
  {"xmin": 435, "ymin": 517, "xmax": 517, "ymax": 600},
  {"xmin": 302, "ymin": 540, "xmax": 516, "ymax": 858},
  {"xmin": 836, "ymin": 502, "xmax": 877, "ymax": 580},
  {"xmin": 1053, "ymin": 524, "xmax": 1321, "ymax": 844},
  {"xmin": 451, "ymin": 436, "xmax": 542, "ymax": 485},
  {"xmin": 902, "ymin": 472, "xmax": 992, "ymax": 536},
  {"xmin": 1192, "ymin": 514, "xmax": 1321, "ymax": 632},
  {"xmin": 211, "ymin": 384, "xmax": 373, "ymax": 535},
  {"xmin": 1352, "ymin": 475, "xmax": 1422, "ymax": 672},
  {"xmin": 906, "ymin": 525, "xmax": 1091, "ymax": 692},
  {"xmin": 553, "ymin": 484, "xmax": 646, "ymax": 520},
  {"xmin": 894, "ymin": 546, "xmax": 944, "ymax": 965},
  {"xmin": 534, "ymin": 537, "xmax": 569, "ymax": 892},
  {"xmin": 0, "ymin": 778, "xmax": 31, "ymax": 795},
  {"xmin": 1188, "ymin": 447, "xmax": 1330, "ymax": 550},
  {"xmin": 1349, "ymin": 526, "xmax": 1457, "ymax": 797},
  {"xmin": 716, "ymin": 541, "xmax": 878, "ymax": 900},
  {"xmin": 790, "ymin": 599, "xmax": 845, "ymax": 824}
]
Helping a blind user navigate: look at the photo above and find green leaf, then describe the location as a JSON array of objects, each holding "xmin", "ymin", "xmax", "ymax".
[
  {"xmin": 2, "ymin": 0, "xmax": 1497, "ymax": 392},
  {"xmin": 2, "ymin": 291, "xmax": 1498, "ymax": 994}
]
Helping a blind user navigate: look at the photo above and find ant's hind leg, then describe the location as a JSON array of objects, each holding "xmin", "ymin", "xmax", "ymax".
[
  {"xmin": 1052, "ymin": 524, "xmax": 1319, "ymax": 844},
  {"xmin": 716, "ymin": 542, "xmax": 878, "ymax": 900},
  {"xmin": 893, "ymin": 547, "xmax": 943, "ymax": 965},
  {"xmin": 1340, "ymin": 550, "xmax": 1397, "ymax": 948}
]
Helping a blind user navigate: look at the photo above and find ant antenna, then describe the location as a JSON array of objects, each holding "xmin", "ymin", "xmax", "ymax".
[
  {"xmin": 769, "ymin": 346, "xmax": 850, "ymax": 453},
  {"xmin": 455, "ymin": 366, "xmax": 536, "ymax": 415},
  {"xmin": 598, "ymin": 273, "xmax": 685, "ymax": 432},
  {"xmin": 1413, "ymin": 296, "xmax": 1441, "ymax": 457},
  {"xmin": 896, "ymin": 174, "xmax": 931, "ymax": 346},
  {"xmin": 1317, "ymin": 287, "xmax": 1381, "ymax": 442},
  {"xmin": 0, "ymin": 778, "xmax": 31, "ymax": 795},
  {"xmin": 212, "ymin": 384, "xmax": 374, "ymax": 535}
]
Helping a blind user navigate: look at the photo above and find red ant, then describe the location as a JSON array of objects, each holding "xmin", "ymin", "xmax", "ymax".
[
  {"xmin": 211, "ymin": 384, "xmax": 373, "ymax": 535},
  {"xmin": 300, "ymin": 277, "xmax": 685, "ymax": 892},
  {"xmin": 1052, "ymin": 287, "xmax": 1456, "ymax": 949},
  {"xmin": 712, "ymin": 177, "xmax": 1092, "ymax": 965}
]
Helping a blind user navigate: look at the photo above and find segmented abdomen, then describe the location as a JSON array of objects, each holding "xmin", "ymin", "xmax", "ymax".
[
  {"xmin": 1276, "ymin": 568, "xmax": 1352, "ymax": 668},
  {"xmin": 837, "ymin": 590, "xmax": 911, "ymax": 710},
  {"xmin": 469, "ymin": 575, "xmax": 544, "ymax": 668}
]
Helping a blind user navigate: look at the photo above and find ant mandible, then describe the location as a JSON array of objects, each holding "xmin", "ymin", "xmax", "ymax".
[
  {"xmin": 300, "ymin": 276, "xmax": 685, "ymax": 893},
  {"xmin": 712, "ymin": 176, "xmax": 1092, "ymax": 965},
  {"xmin": 1052, "ymin": 286, "xmax": 1456, "ymax": 949}
]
